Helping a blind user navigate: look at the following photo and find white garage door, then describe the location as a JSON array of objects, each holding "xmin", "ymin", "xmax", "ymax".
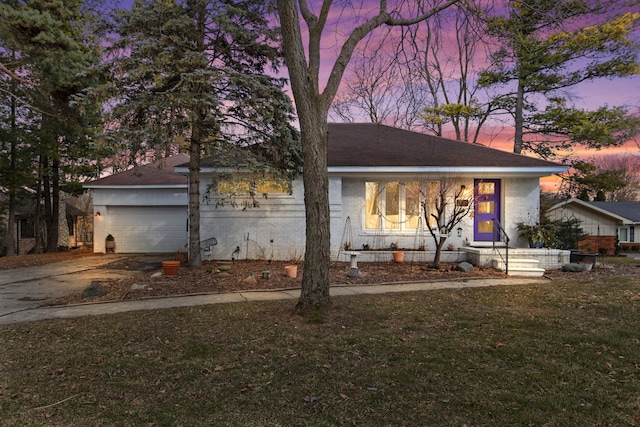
[{"xmin": 108, "ymin": 206, "xmax": 187, "ymax": 253}]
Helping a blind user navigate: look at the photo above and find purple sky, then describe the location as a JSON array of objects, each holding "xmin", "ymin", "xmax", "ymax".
[{"xmin": 112, "ymin": 0, "xmax": 640, "ymax": 158}]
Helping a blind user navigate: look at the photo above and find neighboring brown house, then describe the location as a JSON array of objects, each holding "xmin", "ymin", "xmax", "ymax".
[
  {"xmin": 2, "ymin": 194, "xmax": 90, "ymax": 255},
  {"xmin": 547, "ymin": 198, "xmax": 640, "ymax": 254}
]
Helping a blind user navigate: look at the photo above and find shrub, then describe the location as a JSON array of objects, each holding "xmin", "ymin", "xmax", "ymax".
[
  {"xmin": 598, "ymin": 247, "xmax": 609, "ymax": 255},
  {"xmin": 552, "ymin": 217, "xmax": 588, "ymax": 250}
]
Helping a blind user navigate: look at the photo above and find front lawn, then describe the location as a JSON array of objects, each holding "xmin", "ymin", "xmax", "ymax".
[{"xmin": 1, "ymin": 274, "xmax": 640, "ymax": 426}]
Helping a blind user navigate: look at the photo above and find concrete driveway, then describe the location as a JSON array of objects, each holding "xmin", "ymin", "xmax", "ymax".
[{"xmin": 0, "ymin": 254, "xmax": 165, "ymax": 322}]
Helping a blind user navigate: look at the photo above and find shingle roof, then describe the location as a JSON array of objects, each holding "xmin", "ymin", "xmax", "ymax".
[
  {"xmin": 590, "ymin": 201, "xmax": 640, "ymax": 223},
  {"xmin": 327, "ymin": 123, "xmax": 562, "ymax": 168},
  {"xmin": 85, "ymin": 154, "xmax": 189, "ymax": 187}
]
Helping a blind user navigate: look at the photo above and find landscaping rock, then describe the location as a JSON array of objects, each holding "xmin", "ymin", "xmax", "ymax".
[
  {"xmin": 150, "ymin": 272, "xmax": 163, "ymax": 279},
  {"xmin": 347, "ymin": 268, "xmax": 363, "ymax": 278},
  {"xmin": 130, "ymin": 283, "xmax": 147, "ymax": 291},
  {"xmin": 82, "ymin": 282, "xmax": 108, "ymax": 299},
  {"xmin": 455, "ymin": 262, "xmax": 474, "ymax": 273},
  {"xmin": 243, "ymin": 274, "xmax": 257, "ymax": 285},
  {"xmin": 562, "ymin": 263, "xmax": 593, "ymax": 272}
]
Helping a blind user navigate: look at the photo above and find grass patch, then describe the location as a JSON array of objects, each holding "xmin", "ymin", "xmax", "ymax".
[
  {"xmin": 601, "ymin": 255, "xmax": 640, "ymax": 266},
  {"xmin": 2, "ymin": 277, "xmax": 640, "ymax": 426}
]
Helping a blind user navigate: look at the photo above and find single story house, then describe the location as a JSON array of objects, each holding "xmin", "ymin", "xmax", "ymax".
[
  {"xmin": 87, "ymin": 124, "xmax": 569, "ymax": 273},
  {"xmin": 547, "ymin": 198, "xmax": 640, "ymax": 253},
  {"xmin": 189, "ymin": 123, "xmax": 567, "ymax": 268},
  {"xmin": 85, "ymin": 154, "xmax": 189, "ymax": 253}
]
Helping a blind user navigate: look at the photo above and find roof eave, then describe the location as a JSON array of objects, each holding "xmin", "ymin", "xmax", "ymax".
[
  {"xmin": 327, "ymin": 166, "xmax": 567, "ymax": 175},
  {"xmin": 83, "ymin": 184, "xmax": 188, "ymax": 190}
]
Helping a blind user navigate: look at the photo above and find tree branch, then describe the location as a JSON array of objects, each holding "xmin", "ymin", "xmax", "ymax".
[{"xmin": 0, "ymin": 62, "xmax": 38, "ymax": 86}]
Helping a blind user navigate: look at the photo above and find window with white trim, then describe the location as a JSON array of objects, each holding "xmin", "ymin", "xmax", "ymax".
[
  {"xmin": 618, "ymin": 226, "xmax": 630, "ymax": 243},
  {"xmin": 365, "ymin": 181, "xmax": 439, "ymax": 231}
]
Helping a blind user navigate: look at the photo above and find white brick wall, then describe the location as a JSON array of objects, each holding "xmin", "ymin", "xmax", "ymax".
[
  {"xmin": 92, "ymin": 172, "xmax": 544, "ymax": 258},
  {"xmin": 502, "ymin": 177, "xmax": 541, "ymax": 247},
  {"xmin": 199, "ymin": 175, "xmax": 343, "ymax": 261}
]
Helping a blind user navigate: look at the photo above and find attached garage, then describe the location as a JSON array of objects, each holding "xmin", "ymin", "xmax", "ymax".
[
  {"xmin": 104, "ymin": 206, "xmax": 187, "ymax": 253},
  {"xmin": 85, "ymin": 154, "xmax": 189, "ymax": 254}
]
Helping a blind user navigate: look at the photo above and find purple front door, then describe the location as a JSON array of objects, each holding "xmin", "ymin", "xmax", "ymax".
[{"xmin": 474, "ymin": 179, "xmax": 501, "ymax": 242}]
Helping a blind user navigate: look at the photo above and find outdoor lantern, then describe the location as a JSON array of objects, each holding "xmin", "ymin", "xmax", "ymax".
[
  {"xmin": 96, "ymin": 211, "xmax": 101, "ymax": 217},
  {"xmin": 457, "ymin": 226, "xmax": 463, "ymax": 237}
]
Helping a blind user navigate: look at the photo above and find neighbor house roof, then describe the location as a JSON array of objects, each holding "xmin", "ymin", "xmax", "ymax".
[
  {"xmin": 326, "ymin": 123, "xmax": 565, "ymax": 174},
  {"xmin": 548, "ymin": 198, "xmax": 640, "ymax": 224},
  {"xmin": 589, "ymin": 202, "xmax": 640, "ymax": 223},
  {"xmin": 84, "ymin": 154, "xmax": 189, "ymax": 188}
]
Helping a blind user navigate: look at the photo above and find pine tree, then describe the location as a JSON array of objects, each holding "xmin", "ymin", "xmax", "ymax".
[
  {"xmin": 104, "ymin": 0, "xmax": 300, "ymax": 266},
  {"xmin": 479, "ymin": 0, "xmax": 640, "ymax": 158},
  {"xmin": 0, "ymin": 0, "xmax": 104, "ymax": 252}
]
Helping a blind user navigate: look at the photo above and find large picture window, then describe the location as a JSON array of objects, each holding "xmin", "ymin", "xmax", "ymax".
[{"xmin": 365, "ymin": 181, "xmax": 438, "ymax": 231}]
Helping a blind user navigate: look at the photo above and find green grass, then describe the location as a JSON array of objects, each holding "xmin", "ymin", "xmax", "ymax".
[
  {"xmin": 2, "ymin": 275, "xmax": 640, "ymax": 426},
  {"xmin": 601, "ymin": 255, "xmax": 640, "ymax": 266}
]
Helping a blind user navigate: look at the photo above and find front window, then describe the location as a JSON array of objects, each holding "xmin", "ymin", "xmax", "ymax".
[
  {"xmin": 618, "ymin": 226, "xmax": 630, "ymax": 243},
  {"xmin": 365, "ymin": 181, "xmax": 438, "ymax": 231},
  {"xmin": 217, "ymin": 179, "xmax": 289, "ymax": 195}
]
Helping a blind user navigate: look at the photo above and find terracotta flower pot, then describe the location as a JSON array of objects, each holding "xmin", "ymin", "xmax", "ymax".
[
  {"xmin": 392, "ymin": 251, "xmax": 404, "ymax": 263},
  {"xmin": 284, "ymin": 265, "xmax": 298, "ymax": 278},
  {"xmin": 162, "ymin": 260, "xmax": 180, "ymax": 277}
]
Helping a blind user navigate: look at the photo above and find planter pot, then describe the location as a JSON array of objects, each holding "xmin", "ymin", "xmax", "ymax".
[
  {"xmin": 392, "ymin": 251, "xmax": 404, "ymax": 263},
  {"xmin": 528, "ymin": 240, "xmax": 544, "ymax": 248},
  {"xmin": 162, "ymin": 260, "xmax": 180, "ymax": 277},
  {"xmin": 284, "ymin": 265, "xmax": 298, "ymax": 278}
]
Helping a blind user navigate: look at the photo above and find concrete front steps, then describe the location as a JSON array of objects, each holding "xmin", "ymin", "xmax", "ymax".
[{"xmin": 492, "ymin": 258, "xmax": 545, "ymax": 277}]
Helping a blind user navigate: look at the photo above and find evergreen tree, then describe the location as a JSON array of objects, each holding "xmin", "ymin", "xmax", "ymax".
[
  {"xmin": 0, "ymin": 0, "xmax": 103, "ymax": 253},
  {"xmin": 479, "ymin": 0, "xmax": 640, "ymax": 158},
  {"xmin": 564, "ymin": 160, "xmax": 628, "ymax": 201},
  {"xmin": 104, "ymin": 0, "xmax": 300, "ymax": 266}
]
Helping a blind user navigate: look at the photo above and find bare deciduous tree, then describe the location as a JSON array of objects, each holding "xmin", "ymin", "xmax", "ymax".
[
  {"xmin": 591, "ymin": 154, "xmax": 640, "ymax": 201},
  {"xmin": 277, "ymin": 0, "xmax": 460, "ymax": 310},
  {"xmin": 420, "ymin": 177, "xmax": 474, "ymax": 268},
  {"xmin": 414, "ymin": 6, "xmax": 494, "ymax": 142}
]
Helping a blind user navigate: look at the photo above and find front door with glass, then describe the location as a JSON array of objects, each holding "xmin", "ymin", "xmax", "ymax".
[{"xmin": 473, "ymin": 179, "xmax": 501, "ymax": 242}]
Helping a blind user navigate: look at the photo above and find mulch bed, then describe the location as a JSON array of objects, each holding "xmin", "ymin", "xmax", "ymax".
[{"xmin": 2, "ymin": 249, "xmax": 638, "ymax": 306}]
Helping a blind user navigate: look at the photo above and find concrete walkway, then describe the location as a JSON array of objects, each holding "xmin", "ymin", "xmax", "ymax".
[{"xmin": 0, "ymin": 256, "xmax": 549, "ymax": 324}]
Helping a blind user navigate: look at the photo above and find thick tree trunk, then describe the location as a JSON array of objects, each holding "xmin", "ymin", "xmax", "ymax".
[
  {"xmin": 6, "ymin": 97, "xmax": 17, "ymax": 256},
  {"xmin": 297, "ymin": 115, "xmax": 332, "ymax": 310},
  {"xmin": 6, "ymin": 192, "xmax": 16, "ymax": 256},
  {"xmin": 187, "ymin": 2, "xmax": 206, "ymax": 268},
  {"xmin": 513, "ymin": 77, "xmax": 525, "ymax": 154},
  {"xmin": 278, "ymin": 0, "xmax": 332, "ymax": 309},
  {"xmin": 188, "ymin": 137, "xmax": 201, "ymax": 267},
  {"xmin": 42, "ymin": 156, "xmax": 53, "ymax": 252},
  {"xmin": 33, "ymin": 169, "xmax": 44, "ymax": 254},
  {"xmin": 432, "ymin": 236, "xmax": 447, "ymax": 269},
  {"xmin": 47, "ymin": 157, "xmax": 60, "ymax": 252}
]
